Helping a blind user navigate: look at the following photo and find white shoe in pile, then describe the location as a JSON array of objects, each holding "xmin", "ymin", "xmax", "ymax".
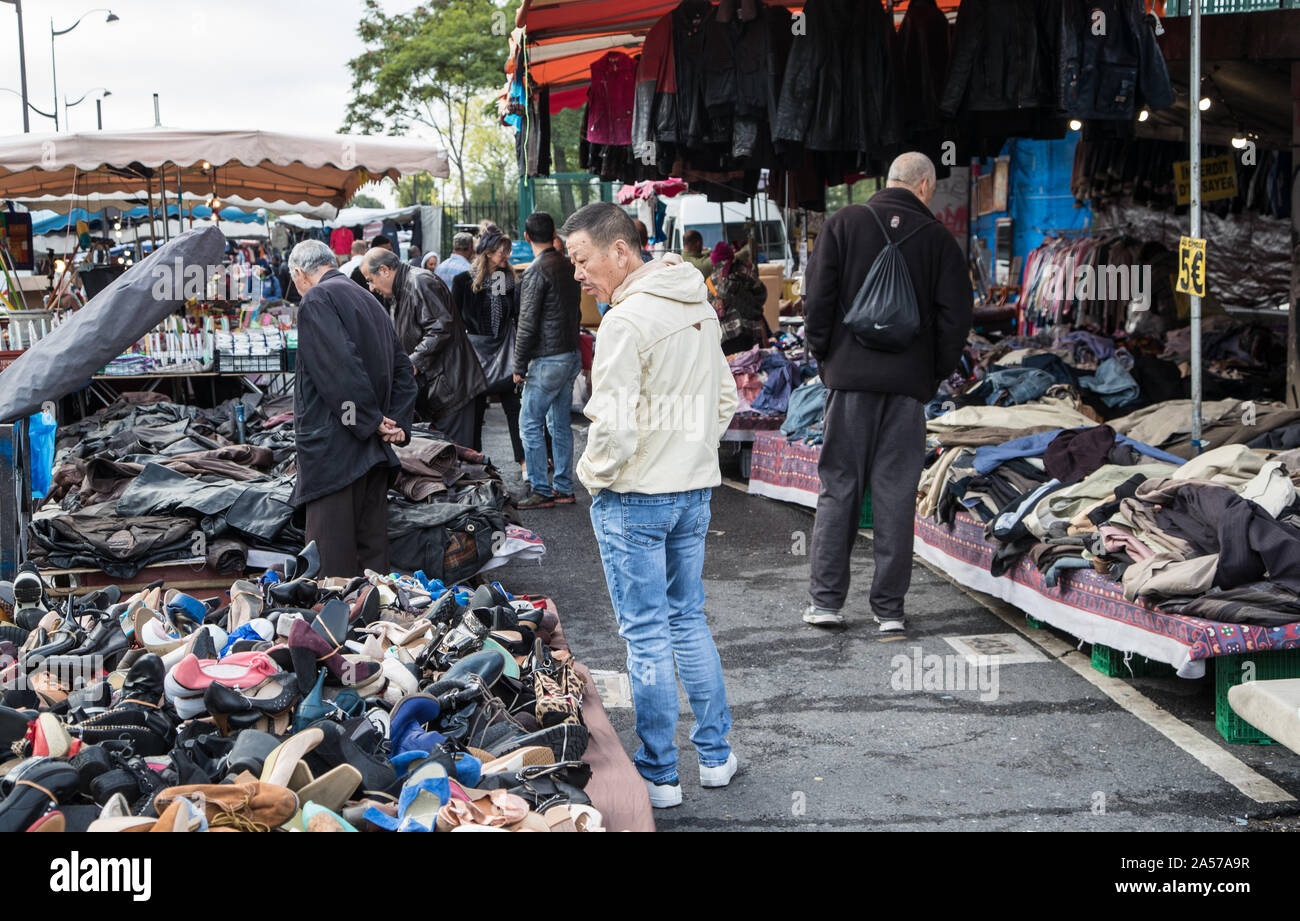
[
  {"xmin": 874, "ymin": 614, "xmax": 906, "ymax": 634},
  {"xmin": 699, "ymin": 753, "xmax": 740, "ymax": 788},
  {"xmin": 803, "ymin": 604, "xmax": 845, "ymax": 627}
]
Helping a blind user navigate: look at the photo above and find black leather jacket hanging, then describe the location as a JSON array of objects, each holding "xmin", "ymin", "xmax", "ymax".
[
  {"xmin": 773, "ymin": 0, "xmax": 901, "ymax": 155},
  {"xmin": 940, "ymin": 0, "xmax": 1062, "ymax": 116},
  {"xmin": 1058, "ymin": 0, "xmax": 1175, "ymax": 120}
]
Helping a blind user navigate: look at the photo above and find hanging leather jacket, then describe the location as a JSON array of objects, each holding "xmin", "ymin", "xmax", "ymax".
[
  {"xmin": 897, "ymin": 0, "xmax": 952, "ymax": 134},
  {"xmin": 940, "ymin": 0, "xmax": 1061, "ymax": 116},
  {"xmin": 773, "ymin": 0, "xmax": 901, "ymax": 155},
  {"xmin": 1058, "ymin": 0, "xmax": 1175, "ymax": 120},
  {"xmin": 631, "ymin": 13, "xmax": 677, "ymax": 163}
]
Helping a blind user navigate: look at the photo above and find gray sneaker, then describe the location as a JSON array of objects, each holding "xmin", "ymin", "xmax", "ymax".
[
  {"xmin": 803, "ymin": 604, "xmax": 845, "ymax": 627},
  {"xmin": 874, "ymin": 614, "xmax": 906, "ymax": 634}
]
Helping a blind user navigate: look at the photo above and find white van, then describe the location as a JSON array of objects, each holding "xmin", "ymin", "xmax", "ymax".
[{"xmin": 665, "ymin": 193, "xmax": 792, "ymax": 272}]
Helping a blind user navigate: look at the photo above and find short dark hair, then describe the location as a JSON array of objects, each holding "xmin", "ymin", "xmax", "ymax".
[
  {"xmin": 559, "ymin": 203, "xmax": 639, "ymax": 251},
  {"xmin": 524, "ymin": 212, "xmax": 556, "ymax": 243},
  {"xmin": 684, "ymin": 229, "xmax": 702, "ymax": 247},
  {"xmin": 634, "ymin": 219, "xmax": 649, "ymax": 248},
  {"xmin": 372, "ymin": 234, "xmax": 392, "ymax": 248}
]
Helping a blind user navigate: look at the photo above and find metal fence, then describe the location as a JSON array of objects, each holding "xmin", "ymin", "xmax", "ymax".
[
  {"xmin": 1165, "ymin": 0, "xmax": 1299, "ymax": 13},
  {"xmin": 438, "ymin": 201, "xmax": 518, "ymax": 257}
]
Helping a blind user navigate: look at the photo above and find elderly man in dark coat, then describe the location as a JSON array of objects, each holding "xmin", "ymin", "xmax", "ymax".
[
  {"xmin": 361, "ymin": 246, "xmax": 487, "ymax": 446},
  {"xmin": 287, "ymin": 240, "xmax": 419, "ymax": 578}
]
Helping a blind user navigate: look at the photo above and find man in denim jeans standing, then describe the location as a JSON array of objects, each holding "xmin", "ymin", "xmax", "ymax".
[
  {"xmin": 514, "ymin": 212, "xmax": 583, "ymax": 508},
  {"xmin": 564, "ymin": 203, "xmax": 740, "ymax": 809}
]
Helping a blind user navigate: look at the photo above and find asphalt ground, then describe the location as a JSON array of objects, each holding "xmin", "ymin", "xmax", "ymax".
[{"xmin": 481, "ymin": 407, "xmax": 1300, "ymax": 832}]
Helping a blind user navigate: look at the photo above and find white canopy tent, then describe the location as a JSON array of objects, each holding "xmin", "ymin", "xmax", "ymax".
[
  {"xmin": 9, "ymin": 191, "xmax": 337, "ymax": 220},
  {"xmin": 0, "ymin": 129, "xmax": 449, "ymax": 208}
]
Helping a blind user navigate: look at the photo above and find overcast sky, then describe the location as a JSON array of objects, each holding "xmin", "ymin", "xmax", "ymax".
[{"xmin": 0, "ymin": 0, "xmax": 429, "ymax": 204}]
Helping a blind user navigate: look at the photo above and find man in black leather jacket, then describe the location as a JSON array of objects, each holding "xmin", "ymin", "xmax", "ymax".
[
  {"xmin": 513, "ymin": 212, "xmax": 583, "ymax": 508},
  {"xmin": 361, "ymin": 247, "xmax": 487, "ymax": 446}
]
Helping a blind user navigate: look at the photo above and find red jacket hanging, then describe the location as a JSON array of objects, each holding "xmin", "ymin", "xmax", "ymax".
[{"xmin": 587, "ymin": 51, "xmax": 637, "ymax": 146}]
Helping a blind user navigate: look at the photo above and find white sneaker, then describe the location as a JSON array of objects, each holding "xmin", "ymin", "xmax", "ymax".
[
  {"xmin": 699, "ymin": 753, "xmax": 740, "ymax": 788},
  {"xmin": 874, "ymin": 614, "xmax": 906, "ymax": 634},
  {"xmin": 643, "ymin": 777, "xmax": 682, "ymax": 808},
  {"xmin": 803, "ymin": 604, "xmax": 845, "ymax": 627}
]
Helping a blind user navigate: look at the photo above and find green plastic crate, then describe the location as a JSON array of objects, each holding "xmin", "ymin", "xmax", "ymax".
[
  {"xmin": 1026, "ymin": 615, "xmax": 1046, "ymax": 630},
  {"xmin": 1214, "ymin": 650, "xmax": 1300, "ymax": 744},
  {"xmin": 858, "ymin": 490, "xmax": 873, "ymax": 528},
  {"xmin": 1090, "ymin": 643, "xmax": 1175, "ymax": 679}
]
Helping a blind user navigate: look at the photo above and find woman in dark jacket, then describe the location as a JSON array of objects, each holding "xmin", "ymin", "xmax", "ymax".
[
  {"xmin": 709, "ymin": 242, "xmax": 772, "ymax": 355},
  {"xmin": 453, "ymin": 225, "xmax": 525, "ymax": 463}
]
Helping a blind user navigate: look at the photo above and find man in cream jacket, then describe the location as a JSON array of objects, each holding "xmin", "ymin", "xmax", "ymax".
[{"xmin": 561, "ymin": 203, "xmax": 739, "ymax": 809}]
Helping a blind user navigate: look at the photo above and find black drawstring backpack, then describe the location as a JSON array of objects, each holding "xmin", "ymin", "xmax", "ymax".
[{"xmin": 841, "ymin": 205, "xmax": 930, "ymax": 352}]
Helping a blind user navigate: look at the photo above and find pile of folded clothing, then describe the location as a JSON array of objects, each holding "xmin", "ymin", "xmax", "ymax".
[
  {"xmin": 929, "ymin": 317, "xmax": 1288, "ymax": 424},
  {"xmin": 0, "ymin": 553, "xmax": 604, "ymax": 832},
  {"xmin": 28, "ymin": 394, "xmax": 530, "ymax": 582},
  {"xmin": 919, "ymin": 403, "xmax": 1300, "ymax": 627}
]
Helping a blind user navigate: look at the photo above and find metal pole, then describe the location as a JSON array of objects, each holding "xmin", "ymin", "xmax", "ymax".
[
  {"xmin": 159, "ymin": 164, "xmax": 170, "ymax": 243},
  {"xmin": 95, "ymin": 96, "xmax": 101, "ymax": 130},
  {"xmin": 49, "ymin": 17, "xmax": 57, "ymax": 131},
  {"xmin": 1189, "ymin": 0, "xmax": 1203, "ymax": 452},
  {"xmin": 10, "ymin": 0, "xmax": 31, "ymax": 133},
  {"xmin": 145, "ymin": 174, "xmax": 157, "ymax": 254},
  {"xmin": 153, "ymin": 93, "xmax": 160, "ymax": 127}
]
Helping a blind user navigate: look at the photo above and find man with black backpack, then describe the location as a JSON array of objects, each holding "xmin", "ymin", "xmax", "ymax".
[{"xmin": 802, "ymin": 152, "xmax": 973, "ymax": 633}]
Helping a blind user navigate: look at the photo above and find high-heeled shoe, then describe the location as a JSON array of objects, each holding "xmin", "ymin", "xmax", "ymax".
[{"xmin": 286, "ymin": 603, "xmax": 379, "ymax": 694}]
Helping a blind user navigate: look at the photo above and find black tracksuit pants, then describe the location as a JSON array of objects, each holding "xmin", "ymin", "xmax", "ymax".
[{"xmin": 809, "ymin": 389, "xmax": 926, "ymax": 620}]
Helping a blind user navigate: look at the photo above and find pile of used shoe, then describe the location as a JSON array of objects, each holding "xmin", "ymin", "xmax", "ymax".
[{"xmin": 0, "ymin": 543, "xmax": 601, "ymax": 833}]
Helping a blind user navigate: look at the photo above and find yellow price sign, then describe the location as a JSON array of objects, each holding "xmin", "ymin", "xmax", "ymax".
[{"xmin": 1176, "ymin": 236, "xmax": 1206, "ymax": 298}]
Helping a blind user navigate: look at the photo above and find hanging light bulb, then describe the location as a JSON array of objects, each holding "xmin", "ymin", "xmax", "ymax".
[
  {"xmin": 1198, "ymin": 97, "xmax": 1212, "ymax": 111},
  {"xmin": 1068, "ymin": 119, "xmax": 1083, "ymax": 132},
  {"xmin": 1138, "ymin": 108, "xmax": 1150, "ymax": 122},
  {"xmin": 1231, "ymin": 135, "xmax": 1248, "ymax": 149}
]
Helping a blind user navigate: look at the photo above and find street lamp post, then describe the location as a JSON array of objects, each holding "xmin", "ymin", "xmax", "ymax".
[
  {"xmin": 50, "ymin": 9, "xmax": 119, "ymax": 131},
  {"xmin": 0, "ymin": 86, "xmax": 54, "ymax": 123},
  {"xmin": 0, "ymin": 0, "xmax": 32, "ymax": 132},
  {"xmin": 64, "ymin": 87, "xmax": 109, "ymax": 132}
]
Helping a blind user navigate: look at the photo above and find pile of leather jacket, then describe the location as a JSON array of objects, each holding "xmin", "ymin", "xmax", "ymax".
[
  {"xmin": 27, "ymin": 393, "xmax": 521, "ymax": 583},
  {"xmin": 0, "ymin": 553, "xmax": 603, "ymax": 832},
  {"xmin": 560, "ymin": 0, "xmax": 1174, "ymax": 207}
]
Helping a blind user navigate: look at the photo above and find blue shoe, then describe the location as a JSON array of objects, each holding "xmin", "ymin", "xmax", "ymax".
[
  {"xmin": 165, "ymin": 591, "xmax": 208, "ymax": 628},
  {"xmin": 388, "ymin": 693, "xmax": 446, "ymax": 757},
  {"xmin": 363, "ymin": 761, "xmax": 449, "ymax": 832}
]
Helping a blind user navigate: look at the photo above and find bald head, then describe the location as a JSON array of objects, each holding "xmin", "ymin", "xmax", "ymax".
[{"xmin": 886, "ymin": 152, "xmax": 937, "ymax": 206}]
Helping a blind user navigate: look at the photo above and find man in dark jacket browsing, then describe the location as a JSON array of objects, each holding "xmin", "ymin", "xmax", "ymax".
[
  {"xmin": 512, "ymin": 211, "xmax": 583, "ymax": 509},
  {"xmin": 802, "ymin": 152, "xmax": 973, "ymax": 632},
  {"xmin": 361, "ymin": 247, "xmax": 487, "ymax": 446},
  {"xmin": 287, "ymin": 240, "xmax": 418, "ymax": 579}
]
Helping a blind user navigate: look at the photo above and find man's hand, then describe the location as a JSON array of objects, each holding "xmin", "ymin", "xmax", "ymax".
[
  {"xmin": 512, "ymin": 373, "xmax": 525, "ymax": 385},
  {"xmin": 377, "ymin": 416, "xmax": 406, "ymax": 444}
]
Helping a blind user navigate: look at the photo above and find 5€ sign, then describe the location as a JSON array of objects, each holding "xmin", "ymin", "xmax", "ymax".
[{"xmin": 1176, "ymin": 236, "xmax": 1206, "ymax": 298}]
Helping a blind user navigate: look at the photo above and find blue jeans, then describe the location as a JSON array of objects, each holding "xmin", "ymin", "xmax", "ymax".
[
  {"xmin": 589, "ymin": 488, "xmax": 732, "ymax": 783},
  {"xmin": 519, "ymin": 351, "xmax": 581, "ymax": 496}
]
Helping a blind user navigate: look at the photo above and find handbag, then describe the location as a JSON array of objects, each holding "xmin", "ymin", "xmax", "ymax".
[{"xmin": 468, "ymin": 323, "xmax": 516, "ymax": 391}]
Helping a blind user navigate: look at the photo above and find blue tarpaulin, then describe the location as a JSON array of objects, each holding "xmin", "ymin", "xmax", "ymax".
[
  {"xmin": 971, "ymin": 135, "xmax": 1091, "ymax": 280},
  {"xmin": 34, "ymin": 205, "xmax": 265, "ymax": 234}
]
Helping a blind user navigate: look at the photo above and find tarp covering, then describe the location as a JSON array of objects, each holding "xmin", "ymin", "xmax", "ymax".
[
  {"xmin": 278, "ymin": 204, "xmax": 427, "ymax": 231},
  {"xmin": 33, "ymin": 205, "xmax": 267, "ymax": 234},
  {"xmin": 0, "ymin": 224, "xmax": 226, "ymax": 423},
  {"xmin": 9, "ymin": 192, "xmax": 338, "ymax": 220},
  {"xmin": 0, "ymin": 129, "xmax": 449, "ymax": 208}
]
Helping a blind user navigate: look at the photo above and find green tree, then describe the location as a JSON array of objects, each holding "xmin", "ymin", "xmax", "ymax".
[
  {"xmin": 343, "ymin": 0, "xmax": 518, "ymax": 209},
  {"xmin": 347, "ymin": 192, "xmax": 384, "ymax": 209}
]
